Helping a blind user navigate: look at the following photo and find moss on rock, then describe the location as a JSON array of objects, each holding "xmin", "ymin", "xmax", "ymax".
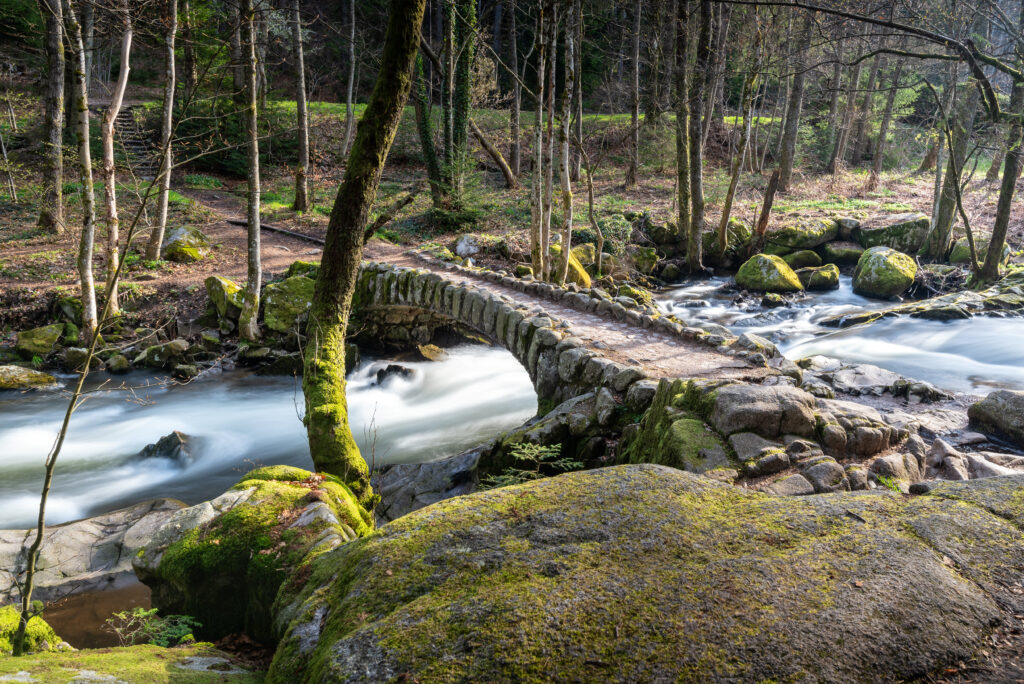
[
  {"xmin": 204, "ymin": 276, "xmax": 245, "ymax": 322},
  {"xmin": 853, "ymin": 246, "xmax": 917, "ymax": 298},
  {"xmin": 765, "ymin": 218, "xmax": 839, "ymax": 250},
  {"xmin": 263, "ymin": 276, "xmax": 316, "ymax": 333},
  {"xmin": 950, "ymin": 235, "xmax": 1009, "ymax": 266},
  {"xmin": 819, "ymin": 240, "xmax": 864, "ymax": 265},
  {"xmin": 548, "ymin": 244, "xmax": 592, "ymax": 288},
  {"xmin": 852, "ymin": 213, "xmax": 930, "ymax": 253},
  {"xmin": 783, "ymin": 250, "xmax": 823, "ymax": 269},
  {"xmin": 16, "ymin": 324, "xmax": 64, "ymax": 357},
  {"xmin": 286, "ymin": 260, "xmax": 321, "ymax": 279},
  {"xmin": 138, "ymin": 466, "xmax": 372, "ymax": 643},
  {"xmin": 267, "ymin": 465, "xmax": 1021, "ymax": 683},
  {"xmin": 735, "ymin": 254, "xmax": 804, "ymax": 292},
  {"xmin": 162, "ymin": 226, "xmax": 211, "ymax": 263},
  {"xmin": 796, "ymin": 264, "xmax": 840, "ymax": 291},
  {"xmin": 0, "ymin": 365, "xmax": 58, "ymax": 390}
]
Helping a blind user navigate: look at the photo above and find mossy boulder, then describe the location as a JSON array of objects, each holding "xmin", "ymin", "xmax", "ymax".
[
  {"xmin": 514, "ymin": 264, "xmax": 533, "ymax": 278},
  {"xmin": 0, "ymin": 644, "xmax": 262, "ymax": 680},
  {"xmin": 205, "ymin": 276, "xmax": 245, "ymax": 322},
  {"xmin": 765, "ymin": 218, "xmax": 839, "ymax": 250},
  {"xmin": 627, "ymin": 246, "xmax": 659, "ymax": 275},
  {"xmin": 818, "ymin": 240, "xmax": 864, "ymax": 265},
  {"xmin": 134, "ymin": 466, "xmax": 372, "ymax": 643},
  {"xmin": 53, "ymin": 295, "xmax": 83, "ymax": 325},
  {"xmin": 852, "ymin": 213, "xmax": 930, "ymax": 253},
  {"xmin": 268, "ymin": 465, "xmax": 1024, "ymax": 683},
  {"xmin": 796, "ymin": 263, "xmax": 840, "ymax": 291},
  {"xmin": 783, "ymin": 249, "xmax": 822, "ymax": 269},
  {"xmin": 701, "ymin": 218, "xmax": 753, "ymax": 259},
  {"xmin": 162, "ymin": 225, "xmax": 210, "ymax": 263},
  {"xmin": 133, "ymin": 339, "xmax": 189, "ymax": 369},
  {"xmin": 16, "ymin": 324, "xmax": 64, "ymax": 357},
  {"xmin": 616, "ymin": 284, "xmax": 653, "ymax": 306},
  {"xmin": 949, "ymin": 234, "xmax": 1009, "ymax": 265},
  {"xmin": 570, "ymin": 242, "xmax": 596, "ymax": 267},
  {"xmin": 853, "ymin": 246, "xmax": 917, "ymax": 298},
  {"xmin": 548, "ymin": 244, "xmax": 592, "ymax": 288},
  {"xmin": 0, "ymin": 605, "xmax": 60, "ymax": 655},
  {"xmin": 968, "ymin": 390, "xmax": 1024, "ymax": 448},
  {"xmin": 735, "ymin": 254, "xmax": 804, "ymax": 292},
  {"xmin": 263, "ymin": 276, "xmax": 316, "ymax": 333},
  {"xmin": 286, "ymin": 260, "xmax": 321, "ymax": 279},
  {"xmin": 619, "ymin": 380, "xmax": 731, "ymax": 473}
]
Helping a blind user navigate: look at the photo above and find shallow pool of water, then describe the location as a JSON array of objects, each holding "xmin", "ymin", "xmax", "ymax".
[
  {"xmin": 657, "ymin": 276, "xmax": 1024, "ymax": 395},
  {"xmin": 0, "ymin": 345, "xmax": 536, "ymax": 529}
]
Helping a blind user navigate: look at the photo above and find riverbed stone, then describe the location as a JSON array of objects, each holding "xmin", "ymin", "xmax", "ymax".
[
  {"xmin": 263, "ymin": 275, "xmax": 316, "ymax": 332},
  {"xmin": 795, "ymin": 264, "xmax": 840, "ymax": 291},
  {"xmin": 269, "ymin": 465, "xmax": 1023, "ymax": 682},
  {"xmin": 853, "ymin": 246, "xmax": 917, "ymax": 298},
  {"xmin": 949, "ymin": 234, "xmax": 1009, "ymax": 265},
  {"xmin": 134, "ymin": 339, "xmax": 189, "ymax": 369},
  {"xmin": 968, "ymin": 390, "xmax": 1024, "ymax": 448},
  {"xmin": 852, "ymin": 212, "xmax": 930, "ymax": 253},
  {"xmin": 801, "ymin": 457, "xmax": 849, "ymax": 493},
  {"xmin": 372, "ymin": 447, "xmax": 484, "ymax": 524},
  {"xmin": 819, "ymin": 240, "xmax": 864, "ymax": 265},
  {"xmin": 735, "ymin": 254, "xmax": 804, "ymax": 293},
  {"xmin": 16, "ymin": 324, "xmax": 64, "ymax": 357},
  {"xmin": 706, "ymin": 383, "xmax": 817, "ymax": 438},
  {"xmin": 783, "ymin": 250, "xmax": 822, "ymax": 269},
  {"xmin": 0, "ymin": 365, "xmax": 58, "ymax": 390}
]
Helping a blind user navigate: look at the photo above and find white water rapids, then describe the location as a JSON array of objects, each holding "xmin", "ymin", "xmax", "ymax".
[
  {"xmin": 0, "ymin": 345, "xmax": 536, "ymax": 528},
  {"xmin": 657, "ymin": 275, "xmax": 1024, "ymax": 395}
]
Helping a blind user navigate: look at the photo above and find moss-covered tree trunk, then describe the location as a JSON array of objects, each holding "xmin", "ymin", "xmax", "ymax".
[
  {"xmin": 303, "ymin": 0, "xmax": 426, "ymax": 503},
  {"xmin": 37, "ymin": 0, "xmax": 64, "ymax": 234},
  {"xmin": 413, "ymin": 57, "xmax": 445, "ymax": 207},
  {"xmin": 674, "ymin": 0, "xmax": 690, "ymax": 255},
  {"xmin": 238, "ymin": 0, "xmax": 262, "ymax": 342},
  {"xmin": 451, "ymin": 0, "xmax": 475, "ymax": 206},
  {"xmin": 66, "ymin": 0, "xmax": 98, "ymax": 344}
]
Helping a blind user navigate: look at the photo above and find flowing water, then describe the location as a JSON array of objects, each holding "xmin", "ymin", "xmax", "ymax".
[
  {"xmin": 657, "ymin": 276, "xmax": 1024, "ymax": 395},
  {"xmin": 0, "ymin": 345, "xmax": 536, "ymax": 529}
]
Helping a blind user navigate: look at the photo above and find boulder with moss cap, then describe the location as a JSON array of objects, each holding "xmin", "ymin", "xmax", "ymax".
[
  {"xmin": 266, "ymin": 465, "xmax": 1024, "ymax": 683},
  {"xmin": 852, "ymin": 212, "xmax": 930, "ymax": 253},
  {"xmin": 796, "ymin": 263, "xmax": 840, "ymax": 291},
  {"xmin": 765, "ymin": 217, "xmax": 840, "ymax": 251},
  {"xmin": 735, "ymin": 254, "xmax": 804, "ymax": 292},
  {"xmin": 162, "ymin": 225, "xmax": 210, "ymax": 263},
  {"xmin": 205, "ymin": 276, "xmax": 245, "ymax": 322},
  {"xmin": 134, "ymin": 465, "xmax": 372, "ymax": 643},
  {"xmin": 16, "ymin": 323, "xmax": 64, "ymax": 357},
  {"xmin": 0, "ymin": 605, "xmax": 61, "ymax": 655},
  {"xmin": 853, "ymin": 246, "xmax": 917, "ymax": 298},
  {"xmin": 263, "ymin": 276, "xmax": 316, "ymax": 332},
  {"xmin": 0, "ymin": 365, "xmax": 58, "ymax": 390}
]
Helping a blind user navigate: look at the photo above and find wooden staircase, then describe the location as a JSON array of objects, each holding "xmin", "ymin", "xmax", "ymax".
[{"xmin": 112, "ymin": 106, "xmax": 159, "ymax": 180}]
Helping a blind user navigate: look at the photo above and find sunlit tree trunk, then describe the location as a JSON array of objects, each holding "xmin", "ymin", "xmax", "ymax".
[
  {"xmin": 238, "ymin": 0, "xmax": 262, "ymax": 342},
  {"xmin": 451, "ymin": 0, "xmax": 475, "ymax": 206},
  {"xmin": 509, "ymin": 6, "xmax": 521, "ymax": 177},
  {"xmin": 674, "ymin": 0, "xmax": 690, "ymax": 255},
  {"xmin": 530, "ymin": 6, "xmax": 546, "ymax": 278},
  {"xmin": 555, "ymin": 0, "xmax": 576, "ymax": 286},
  {"xmin": 303, "ymin": 0, "xmax": 426, "ymax": 502},
  {"xmin": 868, "ymin": 56, "xmax": 905, "ymax": 191},
  {"xmin": 291, "ymin": 0, "xmax": 310, "ymax": 212},
  {"xmin": 146, "ymin": 0, "xmax": 176, "ymax": 261},
  {"xmin": 541, "ymin": 7, "xmax": 557, "ymax": 281},
  {"xmin": 101, "ymin": 0, "xmax": 132, "ymax": 316},
  {"xmin": 827, "ymin": 61, "xmax": 862, "ymax": 174},
  {"xmin": 778, "ymin": 20, "xmax": 810, "ymax": 192},
  {"xmin": 37, "ymin": 0, "xmax": 65, "ymax": 234},
  {"xmin": 66, "ymin": 0, "xmax": 98, "ymax": 343}
]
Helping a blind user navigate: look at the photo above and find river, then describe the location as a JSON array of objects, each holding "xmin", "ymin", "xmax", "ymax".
[
  {"xmin": 0, "ymin": 345, "xmax": 536, "ymax": 529},
  {"xmin": 657, "ymin": 275, "xmax": 1024, "ymax": 395}
]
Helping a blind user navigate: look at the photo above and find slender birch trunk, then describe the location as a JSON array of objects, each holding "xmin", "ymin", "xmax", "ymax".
[
  {"xmin": 146, "ymin": 0, "xmax": 176, "ymax": 260},
  {"xmin": 238, "ymin": 0, "xmax": 262, "ymax": 342},
  {"xmin": 66, "ymin": 0, "xmax": 98, "ymax": 343},
  {"xmin": 101, "ymin": 0, "xmax": 132, "ymax": 316},
  {"xmin": 624, "ymin": 0, "xmax": 640, "ymax": 188},
  {"xmin": 674, "ymin": 0, "xmax": 690, "ymax": 254},
  {"xmin": 555, "ymin": 0, "xmax": 576, "ymax": 286},
  {"xmin": 541, "ymin": 7, "xmax": 557, "ymax": 282},
  {"xmin": 530, "ymin": 6, "xmax": 546, "ymax": 278},
  {"xmin": 181, "ymin": 0, "xmax": 197, "ymax": 100},
  {"xmin": 342, "ymin": 0, "xmax": 356, "ymax": 157},
  {"xmin": 509, "ymin": 6, "xmax": 521, "ymax": 176},
  {"xmin": 686, "ymin": 0, "xmax": 711, "ymax": 274},
  {"xmin": 291, "ymin": 0, "xmax": 310, "ymax": 211}
]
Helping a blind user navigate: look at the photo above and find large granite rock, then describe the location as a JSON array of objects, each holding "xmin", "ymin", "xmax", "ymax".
[
  {"xmin": 735, "ymin": 254, "xmax": 804, "ymax": 293},
  {"xmin": 263, "ymin": 275, "xmax": 316, "ymax": 333},
  {"xmin": 134, "ymin": 466, "xmax": 372, "ymax": 642},
  {"xmin": 267, "ymin": 465, "xmax": 1024, "ymax": 683},
  {"xmin": 0, "ymin": 365, "xmax": 57, "ymax": 390},
  {"xmin": 371, "ymin": 447, "xmax": 483, "ymax": 524},
  {"xmin": 968, "ymin": 390, "xmax": 1024, "ymax": 448},
  {"xmin": 162, "ymin": 225, "xmax": 210, "ymax": 263},
  {"xmin": 0, "ymin": 499, "xmax": 185, "ymax": 604},
  {"xmin": 852, "ymin": 213, "xmax": 930, "ymax": 253},
  {"xmin": 765, "ymin": 218, "xmax": 839, "ymax": 250},
  {"xmin": 853, "ymin": 246, "xmax": 917, "ymax": 298},
  {"xmin": 15, "ymin": 324, "xmax": 64, "ymax": 357}
]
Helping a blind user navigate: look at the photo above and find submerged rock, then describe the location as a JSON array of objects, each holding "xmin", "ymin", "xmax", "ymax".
[
  {"xmin": 853, "ymin": 246, "xmax": 917, "ymax": 298},
  {"xmin": 269, "ymin": 465, "xmax": 1024, "ymax": 683},
  {"xmin": 375, "ymin": 364, "xmax": 413, "ymax": 384},
  {"xmin": 852, "ymin": 212, "xmax": 930, "ymax": 253},
  {"xmin": 736, "ymin": 254, "xmax": 804, "ymax": 293},
  {"xmin": 0, "ymin": 365, "xmax": 57, "ymax": 390},
  {"xmin": 136, "ymin": 431, "xmax": 196, "ymax": 467}
]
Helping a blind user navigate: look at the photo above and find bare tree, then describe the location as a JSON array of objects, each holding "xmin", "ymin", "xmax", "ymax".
[
  {"xmin": 238, "ymin": 0, "xmax": 262, "ymax": 341},
  {"xmin": 100, "ymin": 0, "xmax": 133, "ymax": 316},
  {"xmin": 291, "ymin": 0, "xmax": 310, "ymax": 212},
  {"xmin": 778, "ymin": 20, "xmax": 810, "ymax": 192},
  {"xmin": 555, "ymin": 0, "xmax": 577, "ymax": 286},
  {"xmin": 146, "ymin": 0, "xmax": 177, "ymax": 261},
  {"xmin": 686, "ymin": 0, "xmax": 712, "ymax": 273},
  {"xmin": 342, "ymin": 0, "xmax": 356, "ymax": 157},
  {"xmin": 624, "ymin": 0, "xmax": 640, "ymax": 188}
]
